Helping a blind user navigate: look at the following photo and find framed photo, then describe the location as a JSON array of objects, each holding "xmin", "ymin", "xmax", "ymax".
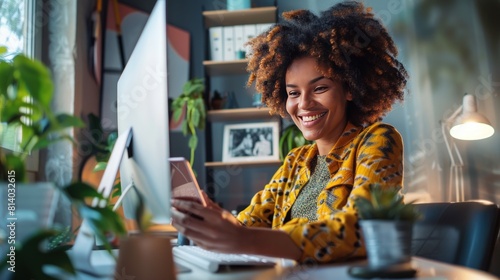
[{"xmin": 222, "ymin": 122, "xmax": 280, "ymax": 162}]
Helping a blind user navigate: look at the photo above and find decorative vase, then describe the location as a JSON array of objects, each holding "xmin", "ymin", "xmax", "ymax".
[{"xmin": 115, "ymin": 233, "xmax": 176, "ymax": 280}]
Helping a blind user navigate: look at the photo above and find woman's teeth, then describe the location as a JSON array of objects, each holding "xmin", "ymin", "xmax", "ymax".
[{"xmin": 302, "ymin": 113, "xmax": 326, "ymax": 122}]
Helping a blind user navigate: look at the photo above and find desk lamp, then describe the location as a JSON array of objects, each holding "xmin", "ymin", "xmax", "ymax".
[{"xmin": 441, "ymin": 93, "xmax": 495, "ymax": 201}]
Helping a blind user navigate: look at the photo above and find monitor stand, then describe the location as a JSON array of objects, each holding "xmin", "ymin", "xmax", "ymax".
[{"xmin": 68, "ymin": 127, "xmax": 133, "ymax": 277}]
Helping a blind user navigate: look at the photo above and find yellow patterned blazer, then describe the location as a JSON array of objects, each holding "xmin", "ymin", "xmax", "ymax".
[{"xmin": 237, "ymin": 122, "xmax": 404, "ymax": 263}]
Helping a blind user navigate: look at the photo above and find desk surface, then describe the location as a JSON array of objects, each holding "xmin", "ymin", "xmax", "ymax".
[
  {"xmin": 47, "ymin": 251, "xmax": 499, "ymax": 280},
  {"xmin": 175, "ymin": 256, "xmax": 500, "ymax": 280}
]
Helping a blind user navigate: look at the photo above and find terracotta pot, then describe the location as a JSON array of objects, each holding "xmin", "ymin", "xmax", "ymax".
[{"xmin": 115, "ymin": 233, "xmax": 176, "ymax": 280}]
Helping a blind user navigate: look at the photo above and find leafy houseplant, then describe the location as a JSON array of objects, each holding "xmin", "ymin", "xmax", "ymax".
[
  {"xmin": 0, "ymin": 47, "xmax": 126, "ymax": 279},
  {"xmin": 80, "ymin": 113, "xmax": 121, "ymax": 200},
  {"xmin": 350, "ymin": 184, "xmax": 420, "ymax": 278},
  {"xmin": 171, "ymin": 78, "xmax": 206, "ymax": 167},
  {"xmin": 354, "ymin": 184, "xmax": 421, "ymax": 221},
  {"xmin": 0, "ymin": 182, "xmax": 127, "ymax": 280},
  {"xmin": 279, "ymin": 124, "xmax": 312, "ymax": 160},
  {"xmin": 0, "ymin": 46, "xmax": 84, "ymax": 181}
]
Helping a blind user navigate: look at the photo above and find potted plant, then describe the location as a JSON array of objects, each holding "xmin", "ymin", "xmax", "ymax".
[
  {"xmin": 210, "ymin": 90, "xmax": 225, "ymax": 110},
  {"xmin": 171, "ymin": 78, "xmax": 206, "ymax": 167},
  {"xmin": 0, "ymin": 46, "xmax": 84, "ymax": 181},
  {"xmin": 0, "ymin": 47, "xmax": 126, "ymax": 279},
  {"xmin": 79, "ymin": 113, "xmax": 120, "ymax": 197},
  {"xmin": 349, "ymin": 184, "xmax": 421, "ymax": 278},
  {"xmin": 279, "ymin": 124, "xmax": 312, "ymax": 160}
]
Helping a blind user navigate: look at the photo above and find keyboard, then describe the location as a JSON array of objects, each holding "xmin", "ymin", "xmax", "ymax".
[{"xmin": 173, "ymin": 245, "xmax": 278, "ymax": 272}]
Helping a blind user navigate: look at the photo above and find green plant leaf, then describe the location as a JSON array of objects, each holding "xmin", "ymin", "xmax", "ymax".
[
  {"xmin": 0, "ymin": 95, "xmax": 24, "ymax": 124},
  {"xmin": 195, "ymin": 98, "xmax": 206, "ymax": 118},
  {"xmin": 1, "ymin": 154, "xmax": 26, "ymax": 182},
  {"xmin": 62, "ymin": 181, "xmax": 105, "ymax": 202},
  {"xmin": 55, "ymin": 113, "xmax": 85, "ymax": 129},
  {"xmin": 34, "ymin": 114, "xmax": 84, "ymax": 138},
  {"xmin": 191, "ymin": 107, "xmax": 201, "ymax": 128},
  {"xmin": 107, "ymin": 131, "xmax": 118, "ymax": 148},
  {"xmin": 0, "ymin": 61, "xmax": 14, "ymax": 98},
  {"xmin": 30, "ymin": 134, "xmax": 76, "ymax": 151},
  {"xmin": 188, "ymin": 134, "xmax": 198, "ymax": 150},
  {"xmin": 0, "ymin": 229, "xmax": 75, "ymax": 280},
  {"xmin": 279, "ymin": 124, "xmax": 311, "ymax": 160},
  {"xmin": 354, "ymin": 184, "xmax": 420, "ymax": 222},
  {"xmin": 172, "ymin": 106, "xmax": 183, "ymax": 122},
  {"xmin": 171, "ymin": 97, "xmax": 184, "ymax": 110},
  {"xmin": 111, "ymin": 181, "xmax": 121, "ymax": 198},
  {"xmin": 14, "ymin": 54, "xmax": 53, "ymax": 108},
  {"xmin": 181, "ymin": 120, "xmax": 188, "ymax": 135},
  {"xmin": 94, "ymin": 162, "xmax": 108, "ymax": 172},
  {"xmin": 77, "ymin": 205, "xmax": 126, "ymax": 253}
]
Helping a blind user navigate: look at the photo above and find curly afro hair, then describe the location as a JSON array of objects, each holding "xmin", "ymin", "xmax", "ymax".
[{"xmin": 246, "ymin": 1, "xmax": 408, "ymax": 126}]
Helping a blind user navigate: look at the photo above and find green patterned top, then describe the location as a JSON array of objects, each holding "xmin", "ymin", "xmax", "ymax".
[{"xmin": 290, "ymin": 155, "xmax": 331, "ymax": 221}]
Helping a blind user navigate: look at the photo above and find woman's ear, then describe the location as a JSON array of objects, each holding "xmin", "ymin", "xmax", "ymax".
[{"xmin": 346, "ymin": 92, "xmax": 353, "ymax": 101}]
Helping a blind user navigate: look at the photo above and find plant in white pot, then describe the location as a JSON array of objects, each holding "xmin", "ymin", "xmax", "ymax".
[{"xmin": 349, "ymin": 184, "xmax": 421, "ymax": 279}]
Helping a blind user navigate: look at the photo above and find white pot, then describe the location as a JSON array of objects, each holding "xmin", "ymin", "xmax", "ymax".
[{"xmin": 360, "ymin": 220, "xmax": 413, "ymax": 269}]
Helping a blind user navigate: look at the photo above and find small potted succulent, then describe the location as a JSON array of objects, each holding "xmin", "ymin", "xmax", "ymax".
[{"xmin": 349, "ymin": 184, "xmax": 421, "ymax": 278}]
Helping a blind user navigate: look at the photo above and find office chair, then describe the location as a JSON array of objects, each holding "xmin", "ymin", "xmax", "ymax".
[{"xmin": 411, "ymin": 200, "xmax": 500, "ymax": 271}]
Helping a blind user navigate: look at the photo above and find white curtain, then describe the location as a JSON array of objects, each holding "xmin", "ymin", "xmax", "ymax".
[{"xmin": 45, "ymin": 0, "xmax": 77, "ymax": 226}]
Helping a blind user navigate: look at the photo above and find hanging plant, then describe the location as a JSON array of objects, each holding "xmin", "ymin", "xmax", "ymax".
[{"xmin": 171, "ymin": 78, "xmax": 206, "ymax": 167}]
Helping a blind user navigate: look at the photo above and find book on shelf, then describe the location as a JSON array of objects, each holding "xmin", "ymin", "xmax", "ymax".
[
  {"xmin": 209, "ymin": 26, "xmax": 223, "ymax": 61},
  {"xmin": 234, "ymin": 25, "xmax": 245, "ymax": 57},
  {"xmin": 243, "ymin": 24, "xmax": 257, "ymax": 58},
  {"xmin": 223, "ymin": 26, "xmax": 235, "ymax": 61}
]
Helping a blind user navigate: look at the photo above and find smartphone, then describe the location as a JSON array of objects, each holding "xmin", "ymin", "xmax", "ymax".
[{"xmin": 170, "ymin": 157, "xmax": 207, "ymax": 206}]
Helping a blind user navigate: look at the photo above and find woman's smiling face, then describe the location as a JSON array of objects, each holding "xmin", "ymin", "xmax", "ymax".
[{"xmin": 285, "ymin": 57, "xmax": 352, "ymax": 154}]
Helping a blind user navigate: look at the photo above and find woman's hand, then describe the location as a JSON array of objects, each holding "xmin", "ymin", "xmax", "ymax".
[
  {"xmin": 172, "ymin": 192, "xmax": 302, "ymax": 260},
  {"xmin": 171, "ymin": 193, "xmax": 249, "ymax": 254}
]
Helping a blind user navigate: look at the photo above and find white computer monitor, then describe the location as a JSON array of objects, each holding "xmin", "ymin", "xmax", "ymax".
[
  {"xmin": 68, "ymin": 0, "xmax": 170, "ymax": 276},
  {"xmin": 116, "ymin": 0, "xmax": 170, "ymax": 224}
]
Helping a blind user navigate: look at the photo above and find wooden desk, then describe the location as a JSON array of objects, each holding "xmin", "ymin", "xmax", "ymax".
[{"xmin": 176, "ymin": 257, "xmax": 500, "ymax": 280}]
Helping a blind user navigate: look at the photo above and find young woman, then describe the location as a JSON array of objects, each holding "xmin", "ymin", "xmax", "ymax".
[{"xmin": 171, "ymin": 1, "xmax": 408, "ymax": 264}]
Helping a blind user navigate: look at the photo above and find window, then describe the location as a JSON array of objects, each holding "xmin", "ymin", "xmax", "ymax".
[
  {"xmin": 0, "ymin": 0, "xmax": 40, "ymax": 151},
  {"xmin": 1, "ymin": 0, "xmax": 41, "ymax": 173},
  {"xmin": 0, "ymin": 0, "xmax": 25, "ymax": 56}
]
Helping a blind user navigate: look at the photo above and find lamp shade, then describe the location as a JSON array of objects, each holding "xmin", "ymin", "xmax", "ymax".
[{"xmin": 449, "ymin": 94, "xmax": 495, "ymax": 140}]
